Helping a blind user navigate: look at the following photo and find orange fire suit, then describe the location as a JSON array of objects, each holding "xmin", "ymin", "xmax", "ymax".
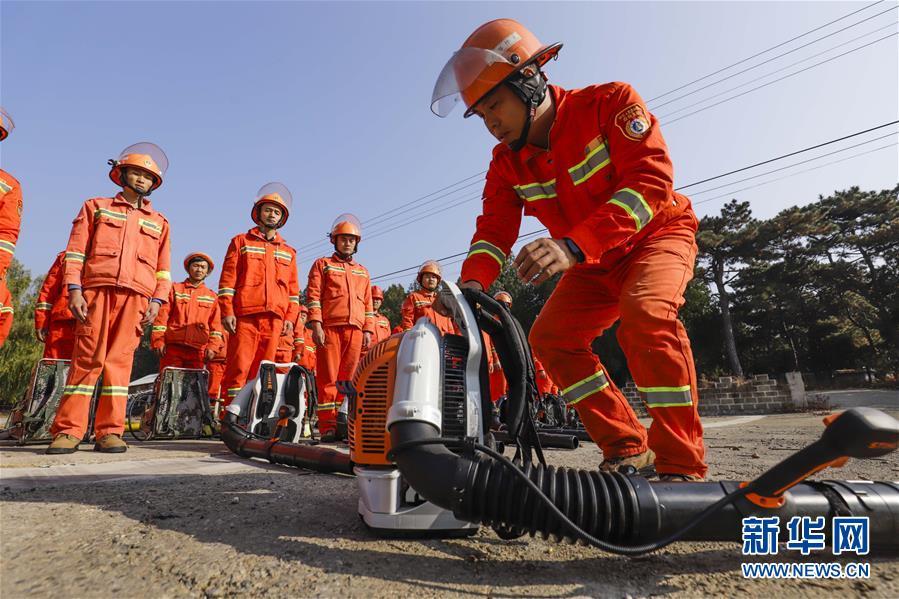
[
  {"xmin": 295, "ymin": 306, "xmax": 317, "ymax": 371},
  {"xmin": 372, "ymin": 312, "xmax": 391, "ymax": 345},
  {"xmin": 206, "ymin": 330, "xmax": 228, "ymax": 401},
  {"xmin": 460, "ymin": 83, "xmax": 706, "ymax": 478},
  {"xmin": 306, "ymin": 253, "xmax": 374, "ymax": 433},
  {"xmin": 400, "ymin": 290, "xmax": 455, "ymax": 334},
  {"xmin": 0, "ymin": 283, "xmax": 12, "ymax": 345},
  {"xmin": 274, "ymin": 310, "xmax": 305, "ymax": 364},
  {"xmin": 0, "ymin": 168, "xmax": 22, "ymax": 350},
  {"xmin": 35, "ymin": 251, "xmax": 76, "ymax": 359},
  {"xmin": 218, "ymin": 227, "xmax": 299, "ymax": 403},
  {"xmin": 152, "ymin": 279, "xmax": 224, "ymax": 371},
  {"xmin": 52, "ymin": 194, "xmax": 172, "ymax": 440}
]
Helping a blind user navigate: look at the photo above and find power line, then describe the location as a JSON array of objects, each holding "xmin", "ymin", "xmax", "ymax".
[
  {"xmin": 645, "ymin": 0, "xmax": 886, "ymax": 102},
  {"xmin": 370, "ymin": 122, "xmax": 898, "ymax": 282},
  {"xmin": 651, "ymin": 15, "xmax": 898, "ymax": 112},
  {"xmin": 660, "ymin": 32, "xmax": 897, "ymax": 125}
]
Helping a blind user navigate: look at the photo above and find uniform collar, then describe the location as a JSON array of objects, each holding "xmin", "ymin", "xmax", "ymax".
[
  {"xmin": 331, "ymin": 252, "xmax": 356, "ymax": 265},
  {"xmin": 248, "ymin": 226, "xmax": 282, "ymax": 244},
  {"xmin": 182, "ymin": 278, "xmax": 204, "ymax": 289},
  {"xmin": 113, "ymin": 192, "xmax": 155, "ymax": 214}
]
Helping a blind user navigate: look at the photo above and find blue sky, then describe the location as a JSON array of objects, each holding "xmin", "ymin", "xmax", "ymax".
[{"xmin": 2, "ymin": 1, "xmax": 897, "ymax": 290}]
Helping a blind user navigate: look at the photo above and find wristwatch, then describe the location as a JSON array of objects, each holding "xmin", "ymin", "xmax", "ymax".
[{"xmin": 563, "ymin": 237, "xmax": 585, "ymax": 263}]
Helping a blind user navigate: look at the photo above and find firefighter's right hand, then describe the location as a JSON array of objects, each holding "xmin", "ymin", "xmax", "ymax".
[
  {"xmin": 36, "ymin": 328, "xmax": 47, "ymax": 342},
  {"xmin": 311, "ymin": 321, "xmax": 326, "ymax": 348},
  {"xmin": 68, "ymin": 289, "xmax": 88, "ymax": 323},
  {"xmin": 222, "ymin": 315, "xmax": 237, "ymax": 334}
]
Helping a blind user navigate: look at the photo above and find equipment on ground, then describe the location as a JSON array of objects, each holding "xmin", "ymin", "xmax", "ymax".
[
  {"xmin": 229, "ymin": 361, "xmax": 316, "ymax": 442},
  {"xmin": 222, "ymin": 282, "xmax": 899, "ymax": 553},
  {"xmin": 1, "ymin": 360, "xmax": 98, "ymax": 444},
  {"xmin": 130, "ymin": 367, "xmax": 215, "ymax": 440}
]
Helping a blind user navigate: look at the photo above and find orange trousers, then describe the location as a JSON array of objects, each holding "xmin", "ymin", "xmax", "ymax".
[
  {"xmin": 206, "ymin": 361, "xmax": 225, "ymax": 399},
  {"xmin": 42, "ymin": 320, "xmax": 76, "ymax": 360},
  {"xmin": 529, "ymin": 215, "xmax": 706, "ymax": 478},
  {"xmin": 315, "ymin": 325, "xmax": 362, "ymax": 433},
  {"xmin": 51, "ymin": 287, "xmax": 146, "ymax": 439},
  {"xmin": 490, "ymin": 368, "xmax": 507, "ymax": 403},
  {"xmin": 159, "ymin": 343, "xmax": 205, "ymax": 371},
  {"xmin": 222, "ymin": 313, "xmax": 282, "ymax": 405},
  {"xmin": 0, "ymin": 279, "xmax": 11, "ymax": 349}
]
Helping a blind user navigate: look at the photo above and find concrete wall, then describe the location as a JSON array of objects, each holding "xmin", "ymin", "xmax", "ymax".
[{"xmin": 621, "ymin": 374, "xmax": 798, "ymax": 417}]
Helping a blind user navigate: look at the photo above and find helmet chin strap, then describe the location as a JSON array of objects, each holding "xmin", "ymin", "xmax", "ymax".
[{"xmin": 504, "ymin": 69, "xmax": 548, "ymax": 153}]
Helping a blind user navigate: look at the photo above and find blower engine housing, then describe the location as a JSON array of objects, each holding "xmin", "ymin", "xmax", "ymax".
[{"xmin": 350, "ymin": 316, "xmax": 482, "ymax": 534}]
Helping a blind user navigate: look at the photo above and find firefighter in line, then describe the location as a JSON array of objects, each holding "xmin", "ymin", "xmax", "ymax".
[
  {"xmin": 433, "ymin": 19, "xmax": 706, "ymax": 481},
  {"xmin": 34, "ymin": 251, "xmax": 76, "ymax": 359},
  {"xmin": 218, "ymin": 183, "xmax": 300, "ymax": 407},
  {"xmin": 206, "ymin": 329, "xmax": 228, "ymax": 416},
  {"xmin": 0, "ymin": 107, "xmax": 23, "ymax": 349},
  {"xmin": 491, "ymin": 290, "xmax": 557, "ymax": 397},
  {"xmin": 400, "ymin": 260, "xmax": 454, "ymax": 334},
  {"xmin": 151, "ymin": 252, "xmax": 224, "ymax": 371},
  {"xmin": 369, "ymin": 285, "xmax": 392, "ymax": 347},
  {"xmin": 47, "ymin": 142, "xmax": 172, "ymax": 454},
  {"xmin": 306, "ymin": 214, "xmax": 374, "ymax": 441}
]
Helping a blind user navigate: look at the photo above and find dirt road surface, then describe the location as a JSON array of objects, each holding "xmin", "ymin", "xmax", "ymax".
[{"xmin": 2, "ymin": 408, "xmax": 897, "ymax": 598}]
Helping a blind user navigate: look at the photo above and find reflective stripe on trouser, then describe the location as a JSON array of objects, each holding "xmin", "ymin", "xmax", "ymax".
[
  {"xmin": 528, "ymin": 212, "xmax": 706, "ymax": 478},
  {"xmin": 315, "ymin": 325, "xmax": 363, "ymax": 433},
  {"xmin": 51, "ymin": 288, "xmax": 146, "ymax": 439},
  {"xmin": 42, "ymin": 320, "xmax": 76, "ymax": 360},
  {"xmin": 206, "ymin": 361, "xmax": 225, "ymax": 399},
  {"xmin": 159, "ymin": 343, "xmax": 205, "ymax": 371},
  {"xmin": 222, "ymin": 313, "xmax": 282, "ymax": 407}
]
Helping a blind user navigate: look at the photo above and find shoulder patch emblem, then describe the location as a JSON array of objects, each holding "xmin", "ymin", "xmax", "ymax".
[{"xmin": 615, "ymin": 103, "xmax": 651, "ymax": 141}]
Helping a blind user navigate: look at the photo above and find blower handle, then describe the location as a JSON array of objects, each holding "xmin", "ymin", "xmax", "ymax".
[{"xmin": 744, "ymin": 407, "xmax": 899, "ymax": 506}]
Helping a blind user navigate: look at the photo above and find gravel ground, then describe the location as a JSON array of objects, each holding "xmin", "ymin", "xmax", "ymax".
[{"xmin": 1, "ymin": 410, "xmax": 897, "ymax": 598}]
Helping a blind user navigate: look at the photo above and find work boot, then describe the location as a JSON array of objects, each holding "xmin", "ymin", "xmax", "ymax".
[
  {"xmin": 600, "ymin": 449, "xmax": 655, "ymax": 475},
  {"xmin": 319, "ymin": 430, "xmax": 337, "ymax": 443},
  {"xmin": 94, "ymin": 434, "xmax": 128, "ymax": 453},
  {"xmin": 658, "ymin": 473, "xmax": 704, "ymax": 482},
  {"xmin": 46, "ymin": 433, "xmax": 81, "ymax": 455}
]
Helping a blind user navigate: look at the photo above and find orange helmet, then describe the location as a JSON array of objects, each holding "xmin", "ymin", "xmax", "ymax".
[
  {"xmin": 252, "ymin": 182, "xmax": 292, "ymax": 228},
  {"xmin": 108, "ymin": 142, "xmax": 168, "ymax": 192},
  {"xmin": 0, "ymin": 107, "xmax": 14, "ymax": 141},
  {"xmin": 431, "ymin": 19, "xmax": 561, "ymax": 117},
  {"xmin": 329, "ymin": 213, "xmax": 362, "ymax": 242},
  {"xmin": 417, "ymin": 260, "xmax": 442, "ymax": 283},
  {"xmin": 371, "ymin": 285, "xmax": 384, "ymax": 301},
  {"xmin": 494, "ymin": 291, "xmax": 513, "ymax": 307},
  {"xmin": 183, "ymin": 252, "xmax": 215, "ymax": 273}
]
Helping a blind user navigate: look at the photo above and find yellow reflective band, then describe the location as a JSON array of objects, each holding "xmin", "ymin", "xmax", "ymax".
[
  {"xmin": 152, "ymin": 326, "xmax": 167, "ymax": 332},
  {"xmin": 240, "ymin": 245, "xmax": 266, "ymax": 255},
  {"xmin": 174, "ymin": 292, "xmax": 192, "ymax": 300},
  {"xmin": 0, "ymin": 240, "xmax": 16, "ymax": 254},
  {"xmin": 637, "ymin": 385, "xmax": 691, "ymax": 392},
  {"xmin": 608, "ymin": 188, "xmax": 653, "ymax": 232},
  {"xmin": 323, "ymin": 264, "xmax": 346, "ymax": 273},
  {"xmin": 639, "ymin": 386, "xmax": 693, "ymax": 407},
  {"xmin": 65, "ymin": 252, "xmax": 86, "ymax": 263},
  {"xmin": 317, "ymin": 402, "xmax": 340, "ymax": 410},
  {"xmin": 197, "ymin": 296, "xmax": 216, "ymax": 303},
  {"xmin": 562, "ymin": 370, "xmax": 610, "ymax": 406},
  {"xmin": 155, "ymin": 271, "xmax": 171, "ymax": 280},
  {"xmin": 0, "ymin": 180, "xmax": 11, "ymax": 194},
  {"xmin": 568, "ymin": 138, "xmax": 611, "ymax": 186},
  {"xmin": 467, "ymin": 240, "xmax": 505, "ymax": 267},
  {"xmin": 139, "ymin": 219, "xmax": 162, "ymax": 233},
  {"xmin": 36, "ymin": 302, "xmax": 53, "ymax": 310},
  {"xmin": 100, "ymin": 386, "xmax": 130, "ymax": 397},
  {"xmin": 0, "ymin": 307, "xmax": 13, "ymax": 314},
  {"xmin": 273, "ymin": 250, "xmax": 292, "ymax": 261},
  {"xmin": 305, "ymin": 345, "xmax": 315, "ymax": 352},
  {"xmin": 514, "ymin": 179, "xmax": 557, "ymax": 202},
  {"xmin": 308, "ymin": 301, "xmax": 321, "ymax": 308},
  {"xmin": 351, "ymin": 269, "xmax": 367, "ymax": 276},
  {"xmin": 218, "ymin": 288, "xmax": 235, "ymax": 296},
  {"xmin": 209, "ymin": 331, "xmax": 223, "ymax": 338},
  {"xmin": 94, "ymin": 208, "xmax": 127, "ymax": 222}
]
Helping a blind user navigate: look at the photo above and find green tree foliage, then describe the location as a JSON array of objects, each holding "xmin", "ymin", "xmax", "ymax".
[
  {"xmin": 0, "ymin": 259, "xmax": 43, "ymax": 407},
  {"xmin": 379, "ymin": 283, "xmax": 408, "ymax": 329}
]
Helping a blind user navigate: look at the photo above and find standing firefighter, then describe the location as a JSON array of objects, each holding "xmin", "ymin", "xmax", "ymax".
[
  {"xmin": 151, "ymin": 253, "xmax": 224, "ymax": 371},
  {"xmin": 491, "ymin": 290, "xmax": 556, "ymax": 397},
  {"xmin": 47, "ymin": 142, "xmax": 172, "ymax": 454},
  {"xmin": 369, "ymin": 285, "xmax": 392, "ymax": 346},
  {"xmin": 433, "ymin": 19, "xmax": 706, "ymax": 481},
  {"xmin": 400, "ymin": 260, "xmax": 455, "ymax": 334},
  {"xmin": 0, "ymin": 107, "xmax": 22, "ymax": 349},
  {"xmin": 306, "ymin": 213, "xmax": 374, "ymax": 441},
  {"xmin": 218, "ymin": 183, "xmax": 300, "ymax": 406},
  {"xmin": 34, "ymin": 251, "xmax": 76, "ymax": 359}
]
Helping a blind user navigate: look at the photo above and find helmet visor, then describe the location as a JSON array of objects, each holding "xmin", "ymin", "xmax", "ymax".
[
  {"xmin": 431, "ymin": 47, "xmax": 514, "ymax": 117},
  {"xmin": 256, "ymin": 182, "xmax": 293, "ymax": 211},
  {"xmin": 331, "ymin": 212, "xmax": 362, "ymax": 236},
  {"xmin": 0, "ymin": 108, "xmax": 15, "ymax": 136},
  {"xmin": 118, "ymin": 142, "xmax": 169, "ymax": 176}
]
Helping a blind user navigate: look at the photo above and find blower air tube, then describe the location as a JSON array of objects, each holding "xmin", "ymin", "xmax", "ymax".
[
  {"xmin": 221, "ymin": 414, "xmax": 353, "ymax": 476},
  {"xmin": 390, "ymin": 421, "xmax": 899, "ymax": 552}
]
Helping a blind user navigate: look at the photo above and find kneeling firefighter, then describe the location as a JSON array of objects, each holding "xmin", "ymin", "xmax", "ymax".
[{"xmin": 432, "ymin": 19, "xmax": 705, "ymax": 481}]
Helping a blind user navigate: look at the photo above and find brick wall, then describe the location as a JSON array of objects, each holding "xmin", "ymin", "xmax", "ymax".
[{"xmin": 620, "ymin": 374, "xmax": 795, "ymax": 417}]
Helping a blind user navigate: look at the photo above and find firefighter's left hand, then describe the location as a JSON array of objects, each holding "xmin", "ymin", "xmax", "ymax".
[
  {"xmin": 282, "ymin": 319, "xmax": 294, "ymax": 336},
  {"xmin": 362, "ymin": 331, "xmax": 372, "ymax": 350},
  {"xmin": 204, "ymin": 348, "xmax": 216, "ymax": 361},
  {"xmin": 513, "ymin": 238, "xmax": 576, "ymax": 286},
  {"xmin": 141, "ymin": 300, "xmax": 161, "ymax": 327}
]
